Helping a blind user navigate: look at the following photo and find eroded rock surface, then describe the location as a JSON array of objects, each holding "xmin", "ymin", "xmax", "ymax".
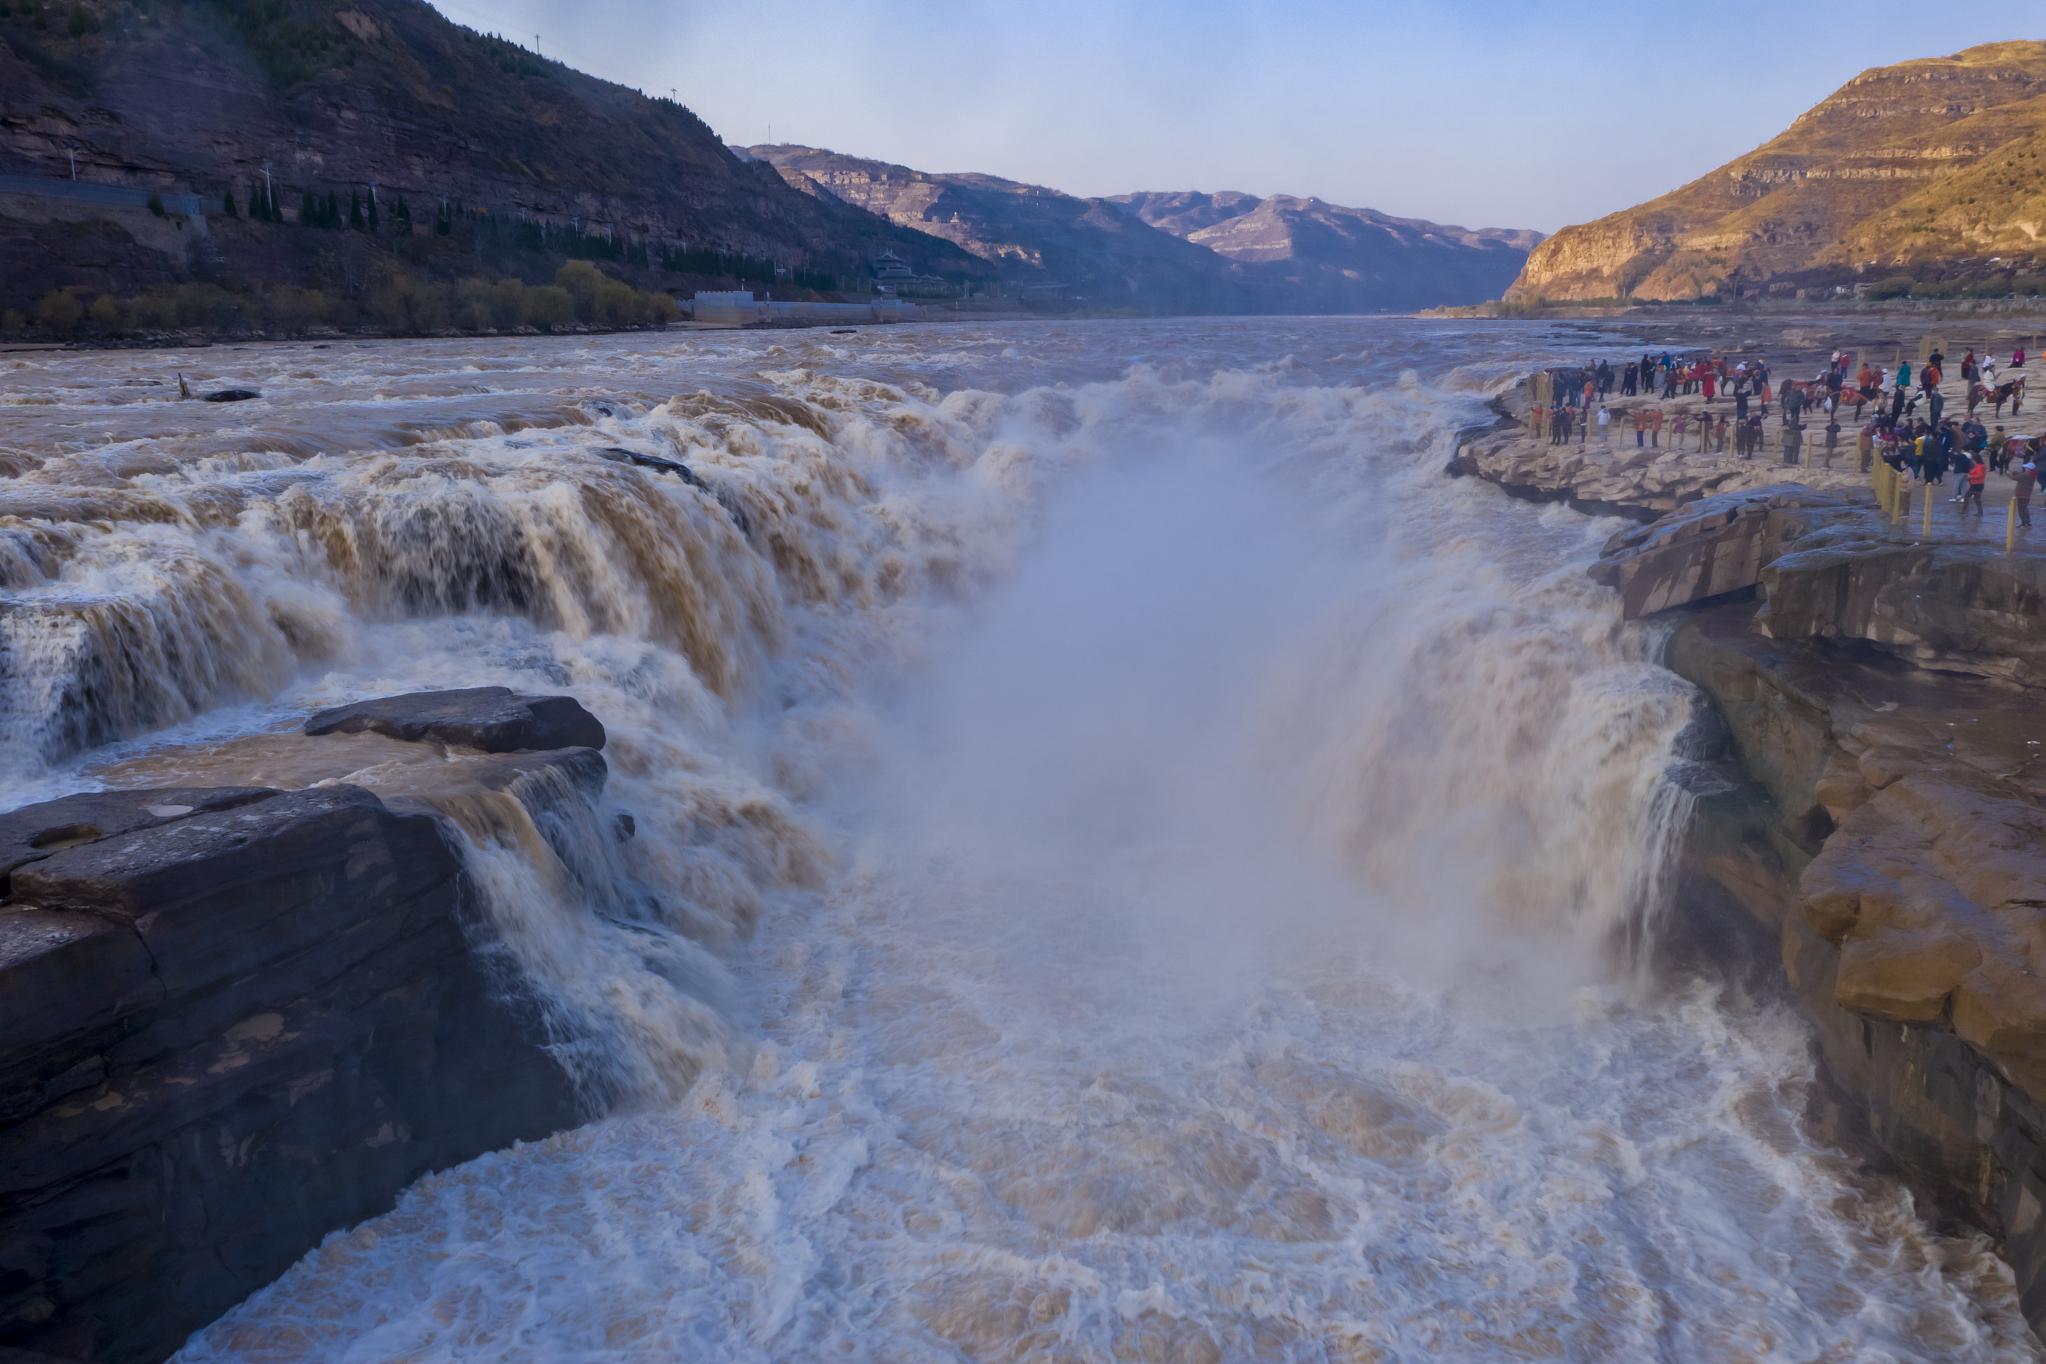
[
  {"xmin": 1667, "ymin": 603, "xmax": 2046, "ymax": 1331},
  {"xmin": 304, "ymin": 685, "xmax": 605, "ymax": 754},
  {"xmin": 1591, "ymin": 485, "xmax": 1855, "ymax": 617},
  {"xmin": 0, "ymin": 695, "xmax": 614, "ymax": 1362}
]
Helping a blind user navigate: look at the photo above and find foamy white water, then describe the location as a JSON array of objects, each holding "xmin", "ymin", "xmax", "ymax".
[{"xmin": 1, "ymin": 320, "xmax": 2033, "ymax": 1362}]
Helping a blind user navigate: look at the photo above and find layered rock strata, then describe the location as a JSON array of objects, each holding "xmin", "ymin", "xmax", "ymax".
[
  {"xmin": 0, "ymin": 689, "xmax": 610, "ymax": 1363},
  {"xmin": 1667, "ymin": 606, "xmax": 2046, "ymax": 1332},
  {"xmin": 1461, "ymin": 365, "xmax": 2046, "ymax": 1334}
]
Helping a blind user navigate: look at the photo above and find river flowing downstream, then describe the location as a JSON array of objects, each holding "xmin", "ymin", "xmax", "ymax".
[{"xmin": 2, "ymin": 319, "xmax": 2036, "ymax": 1361}]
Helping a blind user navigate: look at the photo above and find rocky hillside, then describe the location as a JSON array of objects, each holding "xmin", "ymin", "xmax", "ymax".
[
  {"xmin": 1113, "ymin": 190, "xmax": 1541, "ymax": 311},
  {"xmin": 1510, "ymin": 41, "xmax": 2046, "ymax": 302},
  {"xmin": 0, "ymin": 0, "xmax": 987, "ymax": 312},
  {"xmin": 747, "ymin": 144, "xmax": 1260, "ymax": 312},
  {"xmin": 751, "ymin": 145, "xmax": 1540, "ymax": 313}
]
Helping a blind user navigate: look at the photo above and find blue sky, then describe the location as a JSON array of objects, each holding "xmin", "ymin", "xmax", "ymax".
[{"xmin": 427, "ymin": 0, "xmax": 2027, "ymax": 233}]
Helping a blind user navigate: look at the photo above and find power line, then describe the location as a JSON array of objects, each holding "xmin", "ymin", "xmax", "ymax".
[{"xmin": 424, "ymin": 0, "xmax": 652, "ymax": 97}]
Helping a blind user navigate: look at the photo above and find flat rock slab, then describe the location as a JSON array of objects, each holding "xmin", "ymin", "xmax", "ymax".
[
  {"xmin": 304, "ymin": 687, "xmax": 605, "ymax": 754},
  {"xmin": 1590, "ymin": 484, "xmax": 1856, "ymax": 618},
  {"xmin": 0, "ymin": 785, "xmax": 275, "ymax": 887}
]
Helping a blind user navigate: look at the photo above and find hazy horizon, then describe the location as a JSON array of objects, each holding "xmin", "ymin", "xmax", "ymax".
[{"xmin": 426, "ymin": 0, "xmax": 2022, "ymax": 234}]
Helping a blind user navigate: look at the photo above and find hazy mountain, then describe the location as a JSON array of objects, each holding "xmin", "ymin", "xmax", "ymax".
[
  {"xmin": 1510, "ymin": 40, "xmax": 2046, "ymax": 302},
  {"xmin": 747, "ymin": 145, "xmax": 1258, "ymax": 312},
  {"xmin": 0, "ymin": 0, "xmax": 987, "ymax": 309},
  {"xmin": 752, "ymin": 145, "xmax": 1540, "ymax": 312},
  {"xmin": 1112, "ymin": 191, "xmax": 1541, "ymax": 310}
]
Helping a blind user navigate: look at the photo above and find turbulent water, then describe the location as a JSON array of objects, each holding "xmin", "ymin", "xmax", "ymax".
[{"xmin": 2, "ymin": 319, "xmax": 2036, "ymax": 1362}]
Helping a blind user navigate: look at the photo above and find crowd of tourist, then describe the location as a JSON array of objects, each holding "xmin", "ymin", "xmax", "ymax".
[{"xmin": 1527, "ymin": 344, "xmax": 2038, "ymax": 529}]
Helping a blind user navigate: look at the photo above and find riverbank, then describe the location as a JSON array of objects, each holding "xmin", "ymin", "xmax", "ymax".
[{"xmin": 1453, "ymin": 349, "xmax": 2046, "ymax": 1335}]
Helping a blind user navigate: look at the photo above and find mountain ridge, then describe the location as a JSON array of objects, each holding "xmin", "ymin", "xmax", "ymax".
[
  {"xmin": 1510, "ymin": 40, "xmax": 2046, "ymax": 302},
  {"xmin": 751, "ymin": 144, "xmax": 1540, "ymax": 313}
]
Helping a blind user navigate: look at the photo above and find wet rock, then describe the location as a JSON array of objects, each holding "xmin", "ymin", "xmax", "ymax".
[
  {"xmin": 0, "ymin": 786, "xmax": 273, "ymax": 888},
  {"xmin": 597, "ymin": 444, "xmax": 707, "ymax": 487},
  {"xmin": 199, "ymin": 389, "xmax": 259, "ymax": 403},
  {"xmin": 594, "ymin": 447, "xmax": 752, "ymax": 535},
  {"xmin": 0, "ymin": 773, "xmax": 587, "ymax": 1361},
  {"xmin": 304, "ymin": 686, "xmax": 605, "ymax": 754}
]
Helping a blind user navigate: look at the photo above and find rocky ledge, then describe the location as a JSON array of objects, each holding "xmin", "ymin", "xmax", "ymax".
[
  {"xmin": 0, "ymin": 689, "xmax": 612, "ymax": 1364},
  {"xmin": 1591, "ymin": 485, "xmax": 2046, "ymax": 683},
  {"xmin": 1448, "ymin": 383, "xmax": 1866, "ymax": 518},
  {"xmin": 1564, "ymin": 465, "xmax": 2046, "ymax": 1332}
]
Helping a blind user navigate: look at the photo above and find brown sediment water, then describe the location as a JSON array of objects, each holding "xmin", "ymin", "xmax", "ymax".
[{"xmin": 0, "ymin": 322, "xmax": 2036, "ymax": 1362}]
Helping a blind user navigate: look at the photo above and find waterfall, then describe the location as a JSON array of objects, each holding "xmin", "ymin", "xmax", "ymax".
[{"xmin": 0, "ymin": 324, "xmax": 2030, "ymax": 1363}]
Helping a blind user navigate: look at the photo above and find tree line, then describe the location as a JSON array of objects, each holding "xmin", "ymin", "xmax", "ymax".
[
  {"xmin": 8, "ymin": 261, "xmax": 680, "ymax": 341},
  {"xmin": 208, "ymin": 179, "xmax": 845, "ymax": 292}
]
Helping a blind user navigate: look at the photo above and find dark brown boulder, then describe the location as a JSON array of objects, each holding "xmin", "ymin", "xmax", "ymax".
[
  {"xmin": 303, "ymin": 687, "xmax": 605, "ymax": 754},
  {"xmin": 0, "ymin": 787, "xmax": 274, "ymax": 889},
  {"xmin": 0, "ymin": 774, "xmax": 585, "ymax": 1363}
]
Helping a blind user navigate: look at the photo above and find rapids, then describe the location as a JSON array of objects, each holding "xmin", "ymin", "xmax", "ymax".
[{"xmin": 0, "ymin": 320, "xmax": 2035, "ymax": 1362}]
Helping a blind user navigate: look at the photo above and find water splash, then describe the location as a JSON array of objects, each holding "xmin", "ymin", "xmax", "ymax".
[{"xmin": 0, "ymin": 323, "xmax": 2030, "ymax": 1362}]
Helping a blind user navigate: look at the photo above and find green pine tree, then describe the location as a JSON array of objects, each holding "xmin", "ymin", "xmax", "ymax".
[
  {"xmin": 300, "ymin": 190, "xmax": 317, "ymax": 225},
  {"xmin": 222, "ymin": 189, "xmax": 238, "ymax": 218},
  {"xmin": 324, "ymin": 191, "xmax": 341, "ymax": 228},
  {"xmin": 349, "ymin": 191, "xmax": 365, "ymax": 231},
  {"xmin": 366, "ymin": 194, "xmax": 379, "ymax": 234},
  {"xmin": 246, "ymin": 184, "xmax": 262, "ymax": 219}
]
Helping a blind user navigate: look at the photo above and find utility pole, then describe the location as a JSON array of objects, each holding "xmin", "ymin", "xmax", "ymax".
[
  {"xmin": 261, "ymin": 160, "xmax": 273, "ymax": 212},
  {"xmin": 369, "ymin": 179, "xmax": 379, "ymax": 209},
  {"xmin": 67, "ymin": 148, "xmax": 77, "ymax": 180}
]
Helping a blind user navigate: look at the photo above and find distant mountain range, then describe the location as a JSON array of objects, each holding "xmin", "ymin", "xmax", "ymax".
[
  {"xmin": 750, "ymin": 145, "xmax": 1540, "ymax": 313},
  {"xmin": 1511, "ymin": 40, "xmax": 2046, "ymax": 302},
  {"xmin": 0, "ymin": 0, "xmax": 1537, "ymax": 324},
  {"xmin": 1112, "ymin": 190, "xmax": 1541, "ymax": 310}
]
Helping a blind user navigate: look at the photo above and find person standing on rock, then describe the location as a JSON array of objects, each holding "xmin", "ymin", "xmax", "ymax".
[
  {"xmin": 1715, "ymin": 413, "xmax": 1730, "ymax": 453},
  {"xmin": 1672, "ymin": 411, "xmax": 1690, "ymax": 450},
  {"xmin": 2012, "ymin": 454, "xmax": 2036, "ymax": 528},
  {"xmin": 1781, "ymin": 420, "xmax": 1803, "ymax": 466},
  {"xmin": 1597, "ymin": 404, "xmax": 1611, "ymax": 444},
  {"xmin": 1531, "ymin": 400, "xmax": 1548, "ymax": 441},
  {"xmin": 1961, "ymin": 451, "xmax": 1987, "ymax": 515},
  {"xmin": 1648, "ymin": 407, "xmax": 1664, "ymax": 447},
  {"xmin": 1633, "ymin": 407, "xmax": 1648, "ymax": 447}
]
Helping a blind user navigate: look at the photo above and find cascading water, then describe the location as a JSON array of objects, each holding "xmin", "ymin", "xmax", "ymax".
[{"xmin": 0, "ymin": 321, "xmax": 2035, "ymax": 1362}]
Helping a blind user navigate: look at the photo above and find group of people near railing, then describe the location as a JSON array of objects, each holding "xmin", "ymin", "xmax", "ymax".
[{"xmin": 1524, "ymin": 343, "xmax": 2038, "ymax": 529}]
